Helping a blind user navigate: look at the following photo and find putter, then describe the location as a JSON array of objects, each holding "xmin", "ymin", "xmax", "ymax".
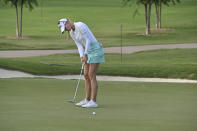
[{"xmin": 67, "ymin": 63, "xmax": 85, "ymax": 103}]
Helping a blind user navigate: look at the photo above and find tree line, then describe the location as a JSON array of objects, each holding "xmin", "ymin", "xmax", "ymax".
[
  {"xmin": 0, "ymin": 0, "xmax": 181, "ymax": 37},
  {"xmin": 122, "ymin": 0, "xmax": 180, "ymax": 35}
]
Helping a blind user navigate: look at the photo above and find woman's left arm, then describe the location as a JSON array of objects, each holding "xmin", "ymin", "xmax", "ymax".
[
  {"xmin": 83, "ymin": 35, "xmax": 91, "ymax": 63},
  {"xmin": 80, "ymin": 23, "xmax": 91, "ymax": 63},
  {"xmin": 84, "ymin": 35, "xmax": 91, "ymax": 55}
]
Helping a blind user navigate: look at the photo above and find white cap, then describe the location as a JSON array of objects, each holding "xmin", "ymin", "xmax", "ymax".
[{"xmin": 58, "ymin": 18, "xmax": 68, "ymax": 34}]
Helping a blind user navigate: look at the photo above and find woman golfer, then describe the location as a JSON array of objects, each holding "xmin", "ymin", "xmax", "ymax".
[{"xmin": 58, "ymin": 18, "xmax": 105, "ymax": 108}]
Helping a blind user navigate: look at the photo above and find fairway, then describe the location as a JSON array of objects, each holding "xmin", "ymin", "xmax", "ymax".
[
  {"xmin": 0, "ymin": 0, "xmax": 197, "ymax": 50},
  {"xmin": 0, "ymin": 78, "xmax": 197, "ymax": 131}
]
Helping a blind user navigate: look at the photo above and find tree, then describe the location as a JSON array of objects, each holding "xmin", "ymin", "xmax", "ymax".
[
  {"xmin": 154, "ymin": 0, "xmax": 180, "ymax": 29},
  {"xmin": 123, "ymin": 0, "xmax": 154, "ymax": 35},
  {"xmin": 154, "ymin": 0, "xmax": 161, "ymax": 29},
  {"xmin": 144, "ymin": 0, "xmax": 154, "ymax": 35},
  {"xmin": 19, "ymin": 0, "xmax": 38, "ymax": 37},
  {"xmin": 0, "ymin": 0, "xmax": 38, "ymax": 37},
  {"xmin": 122, "ymin": 0, "xmax": 180, "ymax": 34}
]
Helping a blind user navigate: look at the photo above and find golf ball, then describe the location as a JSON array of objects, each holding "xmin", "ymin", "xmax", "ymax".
[{"xmin": 92, "ymin": 112, "xmax": 96, "ymax": 115}]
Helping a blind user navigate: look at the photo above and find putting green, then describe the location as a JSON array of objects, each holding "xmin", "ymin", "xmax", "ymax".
[{"xmin": 0, "ymin": 78, "xmax": 197, "ymax": 131}]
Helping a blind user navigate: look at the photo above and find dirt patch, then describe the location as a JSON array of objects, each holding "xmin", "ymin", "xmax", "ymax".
[{"xmin": 188, "ymin": 73, "xmax": 195, "ymax": 78}]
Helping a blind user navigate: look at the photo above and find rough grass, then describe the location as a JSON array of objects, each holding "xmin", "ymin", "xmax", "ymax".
[{"xmin": 0, "ymin": 48, "xmax": 197, "ymax": 79}]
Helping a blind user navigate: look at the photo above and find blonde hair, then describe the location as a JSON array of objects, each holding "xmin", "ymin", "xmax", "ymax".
[{"xmin": 67, "ymin": 18, "xmax": 71, "ymax": 40}]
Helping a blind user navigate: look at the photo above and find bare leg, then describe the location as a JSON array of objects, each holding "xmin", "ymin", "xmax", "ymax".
[
  {"xmin": 89, "ymin": 63, "xmax": 99, "ymax": 102},
  {"xmin": 83, "ymin": 64, "xmax": 91, "ymax": 100}
]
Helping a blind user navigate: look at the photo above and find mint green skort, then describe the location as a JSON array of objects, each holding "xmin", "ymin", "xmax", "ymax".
[{"xmin": 87, "ymin": 42, "xmax": 105, "ymax": 64}]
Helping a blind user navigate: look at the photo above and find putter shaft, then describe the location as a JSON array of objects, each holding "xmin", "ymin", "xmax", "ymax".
[{"xmin": 67, "ymin": 64, "xmax": 84, "ymax": 103}]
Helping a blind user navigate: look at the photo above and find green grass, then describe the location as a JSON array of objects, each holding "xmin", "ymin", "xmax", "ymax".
[
  {"xmin": 0, "ymin": 78, "xmax": 197, "ymax": 131},
  {"xmin": 0, "ymin": 48, "xmax": 197, "ymax": 79},
  {"xmin": 0, "ymin": 0, "xmax": 197, "ymax": 50}
]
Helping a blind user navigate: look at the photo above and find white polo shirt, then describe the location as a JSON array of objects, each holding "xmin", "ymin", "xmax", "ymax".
[{"xmin": 70, "ymin": 22, "xmax": 97, "ymax": 57}]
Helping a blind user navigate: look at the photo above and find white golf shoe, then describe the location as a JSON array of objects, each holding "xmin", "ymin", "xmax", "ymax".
[
  {"xmin": 82, "ymin": 100, "xmax": 98, "ymax": 108},
  {"xmin": 76, "ymin": 99, "xmax": 89, "ymax": 107}
]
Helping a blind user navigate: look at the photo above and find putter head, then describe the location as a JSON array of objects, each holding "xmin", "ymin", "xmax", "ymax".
[{"xmin": 67, "ymin": 99, "xmax": 75, "ymax": 103}]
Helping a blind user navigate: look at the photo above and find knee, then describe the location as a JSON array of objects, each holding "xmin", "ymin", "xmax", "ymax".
[
  {"xmin": 88, "ymin": 72, "xmax": 96, "ymax": 80},
  {"xmin": 84, "ymin": 72, "xmax": 90, "ymax": 80}
]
